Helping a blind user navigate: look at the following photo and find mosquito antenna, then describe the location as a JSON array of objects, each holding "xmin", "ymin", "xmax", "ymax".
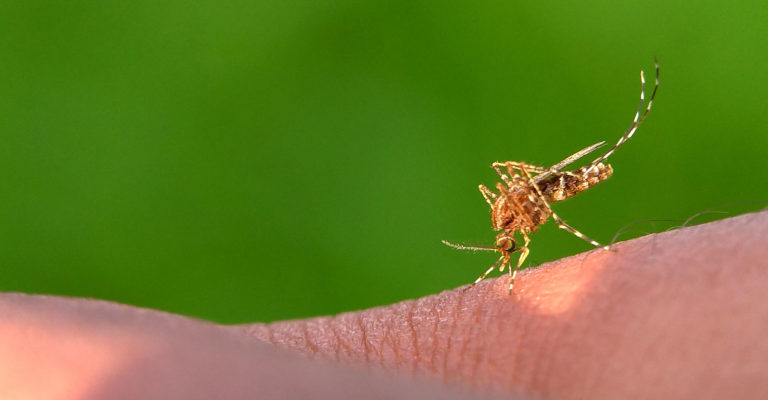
[
  {"xmin": 441, "ymin": 240, "xmax": 497, "ymax": 252},
  {"xmin": 587, "ymin": 57, "xmax": 659, "ymax": 172}
]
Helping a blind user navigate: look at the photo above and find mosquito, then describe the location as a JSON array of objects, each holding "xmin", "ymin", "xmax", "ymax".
[{"xmin": 443, "ymin": 59, "xmax": 659, "ymax": 294}]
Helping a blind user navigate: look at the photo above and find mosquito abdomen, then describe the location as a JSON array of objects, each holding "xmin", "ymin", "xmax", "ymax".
[{"xmin": 540, "ymin": 163, "xmax": 614, "ymax": 202}]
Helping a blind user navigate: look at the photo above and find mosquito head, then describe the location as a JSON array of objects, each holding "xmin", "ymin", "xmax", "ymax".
[{"xmin": 495, "ymin": 235, "xmax": 516, "ymax": 252}]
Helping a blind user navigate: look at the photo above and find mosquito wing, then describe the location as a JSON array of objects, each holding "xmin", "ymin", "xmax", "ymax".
[{"xmin": 534, "ymin": 141, "xmax": 606, "ymax": 182}]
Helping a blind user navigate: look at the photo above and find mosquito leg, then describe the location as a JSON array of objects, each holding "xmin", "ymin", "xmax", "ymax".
[
  {"xmin": 470, "ymin": 255, "xmax": 504, "ymax": 287},
  {"xmin": 478, "ymin": 184, "xmax": 497, "ymax": 208},
  {"xmin": 497, "ymin": 253, "xmax": 509, "ymax": 272},
  {"xmin": 551, "ymin": 212, "xmax": 607, "ymax": 250},
  {"xmin": 492, "ymin": 161, "xmax": 547, "ymax": 177},
  {"xmin": 520, "ymin": 165, "xmax": 607, "ymax": 250},
  {"xmin": 509, "ymin": 232, "xmax": 531, "ymax": 294},
  {"xmin": 492, "ymin": 164, "xmax": 514, "ymax": 188}
]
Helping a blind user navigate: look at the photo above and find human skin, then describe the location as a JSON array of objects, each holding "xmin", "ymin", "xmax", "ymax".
[{"xmin": 0, "ymin": 212, "xmax": 766, "ymax": 399}]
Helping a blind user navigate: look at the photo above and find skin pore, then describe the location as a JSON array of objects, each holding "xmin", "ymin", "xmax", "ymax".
[{"xmin": 1, "ymin": 212, "xmax": 767, "ymax": 399}]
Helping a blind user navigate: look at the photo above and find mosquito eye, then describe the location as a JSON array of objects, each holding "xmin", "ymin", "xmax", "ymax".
[{"xmin": 496, "ymin": 237, "xmax": 515, "ymax": 251}]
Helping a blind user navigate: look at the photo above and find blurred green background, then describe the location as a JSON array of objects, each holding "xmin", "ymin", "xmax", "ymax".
[{"xmin": 1, "ymin": 1, "xmax": 766, "ymax": 323}]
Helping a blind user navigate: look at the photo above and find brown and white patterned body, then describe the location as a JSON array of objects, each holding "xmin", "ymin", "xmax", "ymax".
[
  {"xmin": 540, "ymin": 163, "xmax": 613, "ymax": 202},
  {"xmin": 491, "ymin": 162, "xmax": 613, "ymax": 240}
]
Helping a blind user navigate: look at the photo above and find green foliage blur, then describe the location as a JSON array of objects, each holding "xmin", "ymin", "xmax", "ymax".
[{"xmin": 1, "ymin": 1, "xmax": 766, "ymax": 323}]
